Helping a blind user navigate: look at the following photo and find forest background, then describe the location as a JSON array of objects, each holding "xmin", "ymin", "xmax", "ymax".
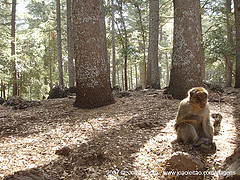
[{"xmin": 0, "ymin": 0, "xmax": 238, "ymax": 100}]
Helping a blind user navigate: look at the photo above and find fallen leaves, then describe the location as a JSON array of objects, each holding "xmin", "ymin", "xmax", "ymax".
[{"xmin": 0, "ymin": 89, "xmax": 239, "ymax": 179}]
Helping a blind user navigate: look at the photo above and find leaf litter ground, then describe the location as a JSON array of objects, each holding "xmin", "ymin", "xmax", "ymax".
[{"xmin": 0, "ymin": 89, "xmax": 239, "ymax": 179}]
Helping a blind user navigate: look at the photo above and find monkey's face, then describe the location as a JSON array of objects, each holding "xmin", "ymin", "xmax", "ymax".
[{"xmin": 189, "ymin": 87, "xmax": 208, "ymax": 108}]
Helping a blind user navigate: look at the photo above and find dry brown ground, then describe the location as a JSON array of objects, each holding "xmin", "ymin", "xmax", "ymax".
[{"xmin": 0, "ymin": 89, "xmax": 239, "ymax": 179}]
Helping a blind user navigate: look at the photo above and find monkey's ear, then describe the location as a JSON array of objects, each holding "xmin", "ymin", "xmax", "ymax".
[{"xmin": 188, "ymin": 88, "xmax": 196, "ymax": 97}]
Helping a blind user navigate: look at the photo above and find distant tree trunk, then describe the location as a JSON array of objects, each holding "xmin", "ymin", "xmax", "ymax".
[
  {"xmin": 225, "ymin": 0, "xmax": 234, "ymax": 87},
  {"xmin": 147, "ymin": 0, "xmax": 160, "ymax": 89},
  {"xmin": 1, "ymin": 80, "xmax": 6, "ymax": 100},
  {"xmin": 135, "ymin": 64, "xmax": 138, "ymax": 88},
  {"xmin": 73, "ymin": 0, "xmax": 114, "ymax": 109},
  {"xmin": 139, "ymin": 61, "xmax": 146, "ymax": 88},
  {"xmin": 11, "ymin": 0, "xmax": 17, "ymax": 96},
  {"xmin": 234, "ymin": 0, "xmax": 240, "ymax": 88},
  {"xmin": 146, "ymin": 54, "xmax": 152, "ymax": 87},
  {"xmin": 67, "ymin": 0, "xmax": 75, "ymax": 88},
  {"xmin": 165, "ymin": 52, "xmax": 170, "ymax": 86},
  {"xmin": 117, "ymin": 64, "xmax": 120, "ymax": 85},
  {"xmin": 49, "ymin": 62, "xmax": 53, "ymax": 90},
  {"xmin": 169, "ymin": 0, "xmax": 204, "ymax": 99},
  {"xmin": 118, "ymin": 0, "xmax": 128, "ymax": 90},
  {"xmin": 135, "ymin": 2, "xmax": 147, "ymax": 88},
  {"xmin": 56, "ymin": 0, "xmax": 64, "ymax": 86},
  {"xmin": 111, "ymin": 0, "xmax": 116, "ymax": 87},
  {"xmin": 130, "ymin": 67, "xmax": 133, "ymax": 89},
  {"xmin": 121, "ymin": 68, "xmax": 124, "ymax": 89},
  {"xmin": 1, "ymin": 81, "xmax": 2, "ymax": 98}
]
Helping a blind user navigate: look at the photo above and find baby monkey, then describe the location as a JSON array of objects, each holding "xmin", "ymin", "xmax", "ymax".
[{"xmin": 175, "ymin": 87, "xmax": 214, "ymax": 145}]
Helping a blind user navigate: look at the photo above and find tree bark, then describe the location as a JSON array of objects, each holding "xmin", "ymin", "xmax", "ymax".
[
  {"xmin": 67, "ymin": 0, "xmax": 75, "ymax": 88},
  {"xmin": 111, "ymin": 0, "xmax": 116, "ymax": 87},
  {"xmin": 56, "ymin": 0, "xmax": 64, "ymax": 86},
  {"xmin": 11, "ymin": 0, "xmax": 17, "ymax": 96},
  {"xmin": 225, "ymin": 0, "xmax": 234, "ymax": 87},
  {"xmin": 169, "ymin": 0, "xmax": 204, "ymax": 99},
  {"xmin": 73, "ymin": 0, "xmax": 114, "ymax": 109},
  {"xmin": 234, "ymin": 0, "xmax": 240, "ymax": 87},
  {"xmin": 135, "ymin": 2, "xmax": 147, "ymax": 88},
  {"xmin": 165, "ymin": 52, "xmax": 170, "ymax": 86},
  {"xmin": 147, "ymin": 0, "xmax": 160, "ymax": 89},
  {"xmin": 118, "ymin": 0, "xmax": 128, "ymax": 90}
]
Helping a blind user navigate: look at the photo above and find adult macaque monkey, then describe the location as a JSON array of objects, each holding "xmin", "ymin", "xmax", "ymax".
[{"xmin": 175, "ymin": 87, "xmax": 214, "ymax": 145}]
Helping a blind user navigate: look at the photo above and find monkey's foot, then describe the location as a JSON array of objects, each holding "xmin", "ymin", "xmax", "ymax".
[
  {"xmin": 193, "ymin": 137, "xmax": 210, "ymax": 146},
  {"xmin": 198, "ymin": 142, "xmax": 216, "ymax": 154}
]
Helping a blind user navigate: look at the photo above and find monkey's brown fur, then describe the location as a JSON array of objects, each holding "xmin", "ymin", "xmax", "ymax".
[{"xmin": 175, "ymin": 87, "xmax": 214, "ymax": 144}]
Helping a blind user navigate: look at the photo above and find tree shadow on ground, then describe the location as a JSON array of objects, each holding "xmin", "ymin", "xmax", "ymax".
[
  {"xmin": 2, "ymin": 93, "xmax": 178, "ymax": 179},
  {"xmin": 0, "ymin": 98, "xmax": 77, "ymax": 138}
]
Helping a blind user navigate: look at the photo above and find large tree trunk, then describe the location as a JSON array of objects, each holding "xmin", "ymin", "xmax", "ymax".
[
  {"xmin": 67, "ymin": 0, "xmax": 75, "ymax": 88},
  {"xmin": 225, "ymin": 0, "xmax": 234, "ymax": 87},
  {"xmin": 73, "ymin": 0, "xmax": 114, "ymax": 109},
  {"xmin": 111, "ymin": 0, "xmax": 116, "ymax": 87},
  {"xmin": 169, "ymin": 0, "xmax": 204, "ymax": 99},
  {"xmin": 234, "ymin": 0, "xmax": 240, "ymax": 88},
  {"xmin": 147, "ymin": 0, "xmax": 160, "ymax": 89},
  {"xmin": 56, "ymin": 0, "xmax": 64, "ymax": 86},
  {"xmin": 11, "ymin": 0, "xmax": 17, "ymax": 96}
]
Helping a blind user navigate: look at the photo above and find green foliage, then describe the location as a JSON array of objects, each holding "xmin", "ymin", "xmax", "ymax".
[
  {"xmin": 203, "ymin": 25, "xmax": 235, "ymax": 65},
  {"xmin": 105, "ymin": 0, "xmax": 173, "ymax": 88},
  {"xmin": 2, "ymin": 0, "xmax": 234, "ymax": 98},
  {"xmin": 201, "ymin": 0, "xmax": 236, "ymax": 84}
]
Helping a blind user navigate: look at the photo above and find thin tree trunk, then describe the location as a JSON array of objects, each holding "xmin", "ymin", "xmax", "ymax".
[
  {"xmin": 56, "ymin": 0, "xmax": 64, "ymax": 86},
  {"xmin": 121, "ymin": 68, "xmax": 124, "ymax": 89},
  {"xmin": 135, "ymin": 2, "xmax": 147, "ymax": 88},
  {"xmin": 111, "ymin": 0, "xmax": 116, "ymax": 87},
  {"xmin": 147, "ymin": 0, "xmax": 160, "ymax": 89},
  {"xmin": 67, "ymin": 0, "xmax": 75, "ymax": 88},
  {"xmin": 49, "ymin": 62, "xmax": 53, "ymax": 90},
  {"xmin": 1, "ymin": 80, "xmax": 6, "ymax": 100},
  {"xmin": 1, "ymin": 80, "xmax": 2, "ymax": 98},
  {"xmin": 234, "ymin": 0, "xmax": 240, "ymax": 87},
  {"xmin": 135, "ymin": 64, "xmax": 138, "ymax": 88},
  {"xmin": 118, "ymin": 0, "xmax": 128, "ymax": 90},
  {"xmin": 11, "ymin": 0, "xmax": 17, "ymax": 96},
  {"xmin": 117, "ymin": 64, "xmax": 120, "ymax": 85},
  {"xmin": 165, "ymin": 52, "xmax": 170, "ymax": 86},
  {"xmin": 225, "ymin": 0, "xmax": 234, "ymax": 87},
  {"xmin": 130, "ymin": 67, "xmax": 133, "ymax": 89},
  {"xmin": 124, "ymin": 55, "xmax": 127, "ymax": 90}
]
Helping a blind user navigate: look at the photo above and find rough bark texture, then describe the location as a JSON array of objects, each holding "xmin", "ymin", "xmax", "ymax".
[
  {"xmin": 169, "ymin": 0, "xmax": 204, "ymax": 99},
  {"xmin": 11, "ymin": 0, "xmax": 17, "ymax": 96},
  {"xmin": 56, "ymin": 0, "xmax": 64, "ymax": 86},
  {"xmin": 73, "ymin": 0, "xmax": 115, "ymax": 109},
  {"xmin": 225, "ymin": 0, "xmax": 234, "ymax": 87},
  {"xmin": 111, "ymin": 0, "xmax": 116, "ymax": 87},
  {"xmin": 234, "ymin": 0, "xmax": 240, "ymax": 88},
  {"xmin": 67, "ymin": 0, "xmax": 75, "ymax": 88},
  {"xmin": 148, "ymin": 0, "xmax": 160, "ymax": 89}
]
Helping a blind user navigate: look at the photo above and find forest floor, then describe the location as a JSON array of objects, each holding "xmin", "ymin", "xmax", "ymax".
[{"xmin": 0, "ymin": 88, "xmax": 239, "ymax": 180}]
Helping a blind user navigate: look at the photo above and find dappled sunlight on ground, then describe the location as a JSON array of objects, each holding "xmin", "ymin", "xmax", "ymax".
[{"xmin": 0, "ymin": 89, "xmax": 239, "ymax": 179}]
